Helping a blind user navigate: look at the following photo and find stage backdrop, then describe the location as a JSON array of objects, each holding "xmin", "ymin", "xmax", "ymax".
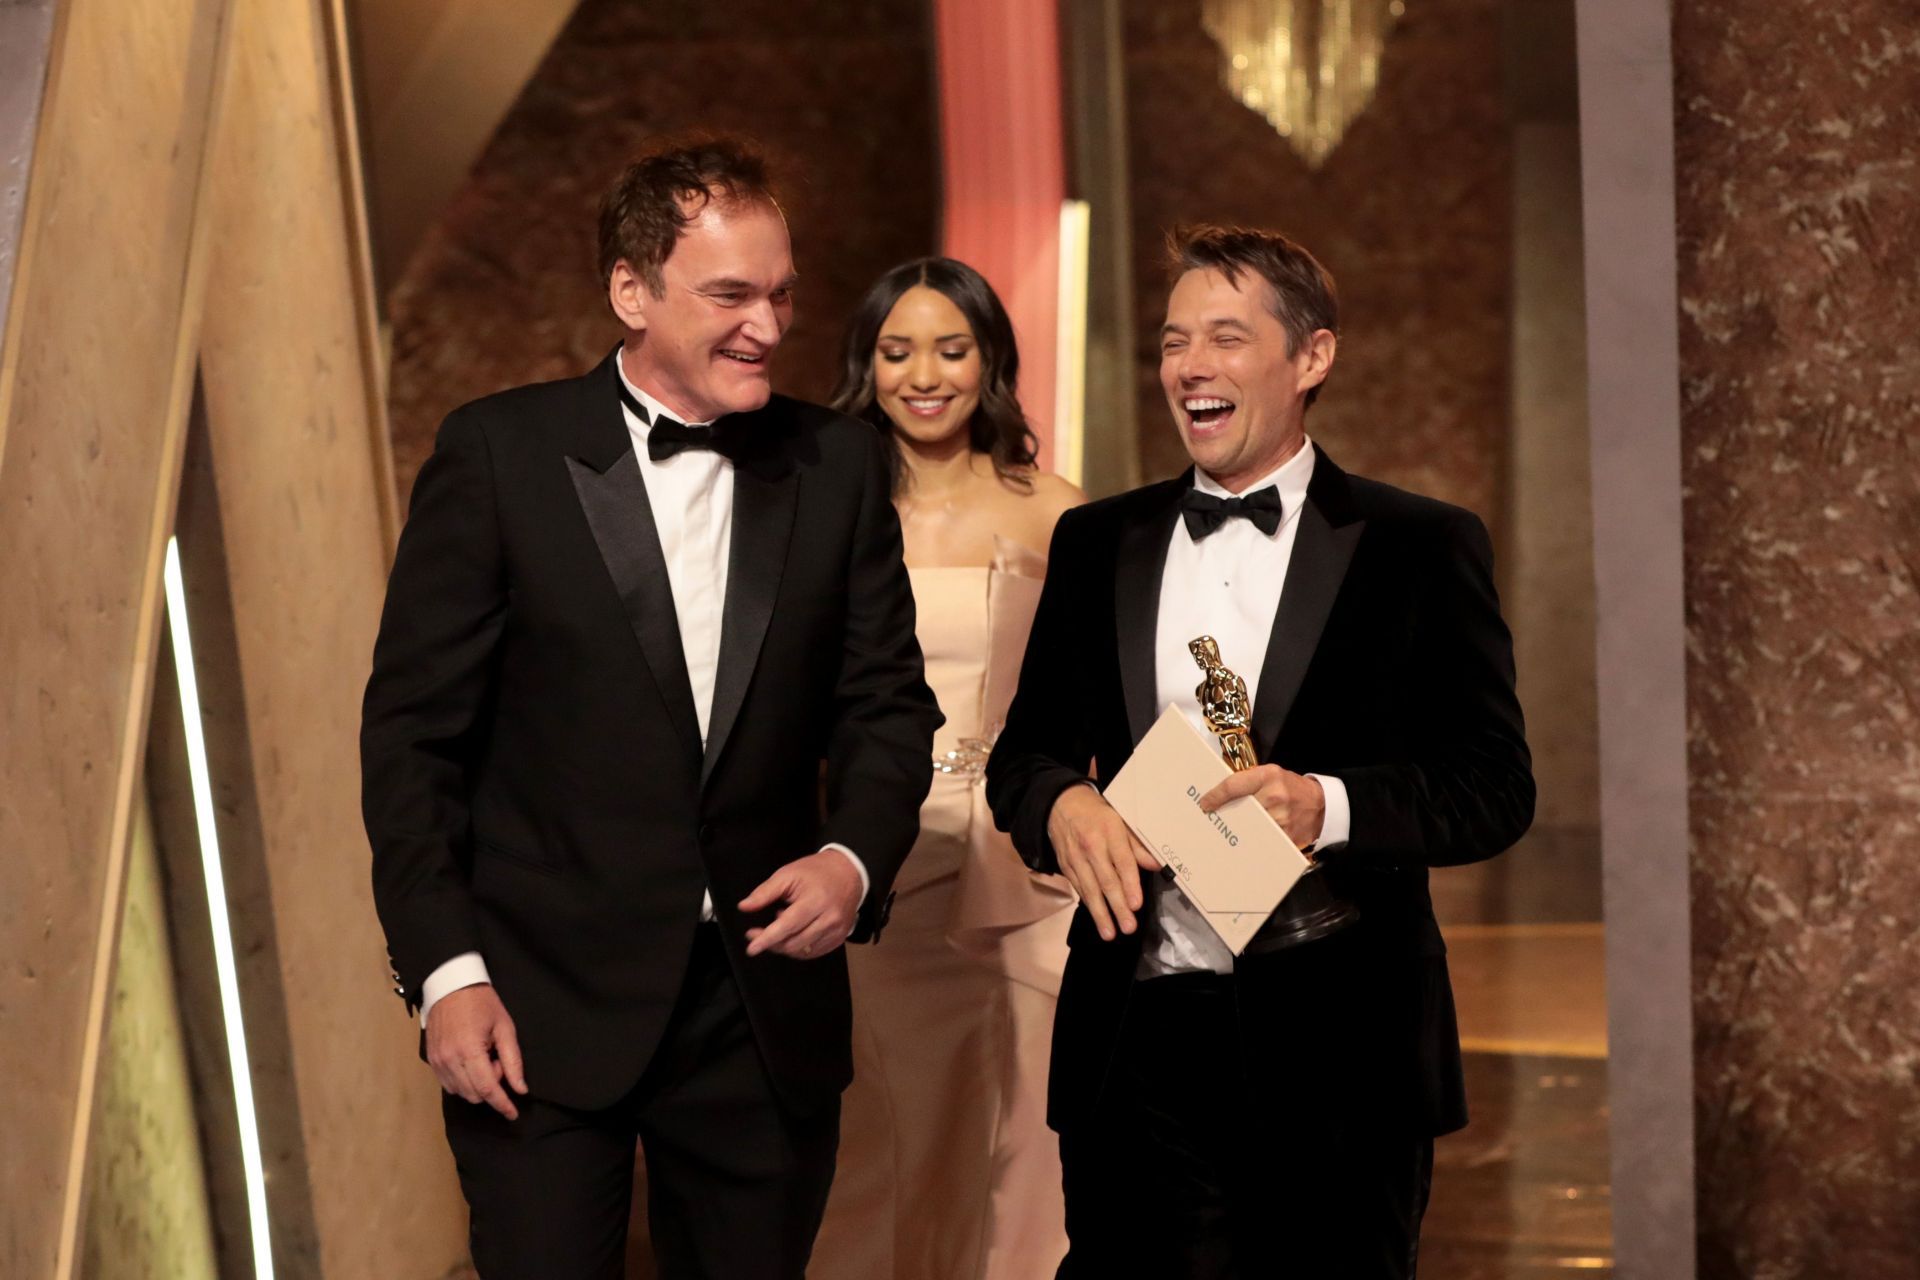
[
  {"xmin": 1120, "ymin": 0, "xmax": 1513, "ymax": 548},
  {"xmin": 384, "ymin": 0, "xmax": 941, "ymax": 503}
]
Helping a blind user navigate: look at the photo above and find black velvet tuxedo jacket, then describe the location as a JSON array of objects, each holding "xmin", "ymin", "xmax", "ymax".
[
  {"xmin": 362, "ymin": 351, "xmax": 941, "ymax": 1113},
  {"xmin": 985, "ymin": 446, "xmax": 1534, "ymax": 1138}
]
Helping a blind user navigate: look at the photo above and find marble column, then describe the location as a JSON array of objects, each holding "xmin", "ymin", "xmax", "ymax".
[
  {"xmin": 1674, "ymin": 2, "xmax": 1920, "ymax": 1276},
  {"xmin": 1576, "ymin": 0, "xmax": 1695, "ymax": 1270}
]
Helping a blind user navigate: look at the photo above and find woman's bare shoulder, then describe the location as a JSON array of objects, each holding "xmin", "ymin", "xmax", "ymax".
[
  {"xmin": 996, "ymin": 468, "xmax": 1086, "ymax": 549},
  {"xmin": 1026, "ymin": 469, "xmax": 1087, "ymax": 516}
]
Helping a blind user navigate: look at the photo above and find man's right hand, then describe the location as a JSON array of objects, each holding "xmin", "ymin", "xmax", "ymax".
[
  {"xmin": 1046, "ymin": 784, "xmax": 1163, "ymax": 941},
  {"xmin": 426, "ymin": 983, "xmax": 528, "ymax": 1120}
]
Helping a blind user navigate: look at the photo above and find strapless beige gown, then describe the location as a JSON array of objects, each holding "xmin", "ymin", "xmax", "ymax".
[{"xmin": 811, "ymin": 539, "xmax": 1075, "ymax": 1280}]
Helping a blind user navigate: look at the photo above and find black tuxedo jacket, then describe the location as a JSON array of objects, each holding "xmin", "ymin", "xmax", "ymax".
[
  {"xmin": 985, "ymin": 446, "xmax": 1533, "ymax": 1137},
  {"xmin": 362, "ymin": 350, "xmax": 941, "ymax": 1112}
]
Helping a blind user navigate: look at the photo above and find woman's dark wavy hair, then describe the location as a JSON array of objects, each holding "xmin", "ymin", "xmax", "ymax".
[{"xmin": 830, "ymin": 257, "xmax": 1038, "ymax": 494}]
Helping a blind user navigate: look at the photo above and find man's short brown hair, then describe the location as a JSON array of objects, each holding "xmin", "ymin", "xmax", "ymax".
[
  {"xmin": 1167, "ymin": 224, "xmax": 1339, "ymax": 404},
  {"xmin": 597, "ymin": 135, "xmax": 778, "ymax": 296}
]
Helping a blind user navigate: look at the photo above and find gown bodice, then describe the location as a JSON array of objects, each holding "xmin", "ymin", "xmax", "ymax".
[{"xmin": 901, "ymin": 538, "xmax": 1074, "ymax": 987}]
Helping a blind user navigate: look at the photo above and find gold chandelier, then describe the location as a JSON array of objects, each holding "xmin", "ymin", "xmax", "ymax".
[{"xmin": 1201, "ymin": 0, "xmax": 1406, "ymax": 167}]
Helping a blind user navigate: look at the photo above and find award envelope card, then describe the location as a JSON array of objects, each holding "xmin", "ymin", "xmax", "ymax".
[{"xmin": 1103, "ymin": 705, "xmax": 1310, "ymax": 954}]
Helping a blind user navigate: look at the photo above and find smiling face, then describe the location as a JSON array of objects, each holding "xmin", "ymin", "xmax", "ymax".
[
  {"xmin": 611, "ymin": 197, "xmax": 795, "ymax": 422},
  {"xmin": 871, "ymin": 285, "xmax": 983, "ymax": 449},
  {"xmin": 1159, "ymin": 267, "xmax": 1335, "ymax": 492}
]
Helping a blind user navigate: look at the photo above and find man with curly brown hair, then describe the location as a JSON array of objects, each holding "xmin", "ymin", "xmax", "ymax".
[{"xmin": 363, "ymin": 136, "xmax": 941, "ymax": 1278}]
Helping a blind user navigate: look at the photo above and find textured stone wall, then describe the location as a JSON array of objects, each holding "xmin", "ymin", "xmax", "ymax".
[
  {"xmin": 1121, "ymin": 0, "xmax": 1512, "ymax": 538},
  {"xmin": 1675, "ymin": 3, "xmax": 1920, "ymax": 1277},
  {"xmin": 386, "ymin": 0, "xmax": 940, "ymax": 501}
]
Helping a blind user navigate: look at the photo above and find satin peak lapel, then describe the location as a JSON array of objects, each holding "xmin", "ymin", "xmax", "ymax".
[
  {"xmin": 566, "ymin": 446, "xmax": 704, "ymax": 767},
  {"xmin": 703, "ymin": 452, "xmax": 799, "ymax": 785},
  {"xmin": 1250, "ymin": 490, "xmax": 1363, "ymax": 756},
  {"xmin": 1116, "ymin": 478, "xmax": 1187, "ymax": 745}
]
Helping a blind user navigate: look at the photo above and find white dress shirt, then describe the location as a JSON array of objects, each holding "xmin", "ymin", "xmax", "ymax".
[
  {"xmin": 419, "ymin": 355, "xmax": 867, "ymax": 1025},
  {"xmin": 1135, "ymin": 437, "xmax": 1352, "ymax": 978}
]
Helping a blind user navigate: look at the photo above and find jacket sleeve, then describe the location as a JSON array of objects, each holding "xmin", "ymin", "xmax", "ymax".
[
  {"xmin": 1332, "ymin": 509, "xmax": 1536, "ymax": 868},
  {"xmin": 985, "ymin": 509, "xmax": 1099, "ymax": 877},
  {"xmin": 816, "ymin": 430, "xmax": 944, "ymax": 940},
  {"xmin": 360, "ymin": 409, "xmax": 507, "ymax": 1005}
]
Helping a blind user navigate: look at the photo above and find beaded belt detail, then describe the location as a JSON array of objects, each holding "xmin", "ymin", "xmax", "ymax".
[{"xmin": 933, "ymin": 728, "xmax": 1001, "ymax": 779}]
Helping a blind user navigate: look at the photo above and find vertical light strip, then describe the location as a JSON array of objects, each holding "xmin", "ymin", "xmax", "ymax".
[
  {"xmin": 1053, "ymin": 198, "xmax": 1091, "ymax": 487},
  {"xmin": 163, "ymin": 537, "xmax": 274, "ymax": 1280}
]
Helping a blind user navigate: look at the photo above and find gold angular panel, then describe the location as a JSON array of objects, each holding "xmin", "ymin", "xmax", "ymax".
[
  {"xmin": 3, "ymin": 0, "xmax": 468, "ymax": 1272},
  {"xmin": 191, "ymin": 0, "xmax": 468, "ymax": 1271},
  {"xmin": 0, "ymin": 0, "xmax": 233, "ymax": 1271}
]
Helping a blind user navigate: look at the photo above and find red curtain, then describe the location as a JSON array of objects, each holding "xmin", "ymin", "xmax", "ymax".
[{"xmin": 933, "ymin": 0, "xmax": 1067, "ymax": 470}]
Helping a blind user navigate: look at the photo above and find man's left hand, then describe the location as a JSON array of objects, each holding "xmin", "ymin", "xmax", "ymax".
[
  {"xmin": 739, "ymin": 849, "xmax": 863, "ymax": 959},
  {"xmin": 1196, "ymin": 766, "xmax": 1325, "ymax": 850}
]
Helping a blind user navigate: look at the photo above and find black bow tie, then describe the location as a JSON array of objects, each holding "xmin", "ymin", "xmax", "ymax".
[
  {"xmin": 620, "ymin": 382, "xmax": 725, "ymax": 461},
  {"xmin": 1180, "ymin": 485, "xmax": 1284, "ymax": 540},
  {"xmin": 647, "ymin": 417, "xmax": 723, "ymax": 462}
]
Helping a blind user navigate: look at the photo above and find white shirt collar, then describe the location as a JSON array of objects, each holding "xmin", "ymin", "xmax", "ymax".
[
  {"xmin": 1192, "ymin": 435, "xmax": 1317, "ymax": 507},
  {"xmin": 615, "ymin": 347, "xmax": 714, "ymax": 430}
]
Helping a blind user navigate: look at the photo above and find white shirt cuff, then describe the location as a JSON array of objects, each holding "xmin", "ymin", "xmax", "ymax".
[
  {"xmin": 1308, "ymin": 774, "xmax": 1351, "ymax": 850},
  {"xmin": 823, "ymin": 842, "xmax": 870, "ymax": 905},
  {"xmin": 422, "ymin": 852, "xmax": 870, "ymax": 1027},
  {"xmin": 420, "ymin": 951, "xmax": 490, "ymax": 1028}
]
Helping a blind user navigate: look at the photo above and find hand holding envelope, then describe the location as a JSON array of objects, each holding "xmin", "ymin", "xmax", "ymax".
[
  {"xmin": 1195, "ymin": 765, "xmax": 1327, "ymax": 852},
  {"xmin": 1102, "ymin": 706, "xmax": 1311, "ymax": 954},
  {"xmin": 1046, "ymin": 784, "xmax": 1163, "ymax": 941}
]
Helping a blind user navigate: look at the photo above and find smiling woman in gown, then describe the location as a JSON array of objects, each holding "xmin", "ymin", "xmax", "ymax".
[{"xmin": 809, "ymin": 258, "xmax": 1084, "ymax": 1279}]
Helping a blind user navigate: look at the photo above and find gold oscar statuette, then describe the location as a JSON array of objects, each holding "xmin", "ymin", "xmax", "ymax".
[
  {"xmin": 1189, "ymin": 635, "xmax": 1261, "ymax": 774},
  {"xmin": 1187, "ymin": 635, "xmax": 1359, "ymax": 948}
]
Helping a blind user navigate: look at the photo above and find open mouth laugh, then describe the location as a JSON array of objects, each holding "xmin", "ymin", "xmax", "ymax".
[{"xmin": 1184, "ymin": 396, "xmax": 1236, "ymax": 433}]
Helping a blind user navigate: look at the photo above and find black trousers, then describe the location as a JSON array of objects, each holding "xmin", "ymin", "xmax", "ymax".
[
  {"xmin": 441, "ymin": 925, "xmax": 840, "ymax": 1279},
  {"xmin": 1056, "ymin": 961, "xmax": 1433, "ymax": 1280}
]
